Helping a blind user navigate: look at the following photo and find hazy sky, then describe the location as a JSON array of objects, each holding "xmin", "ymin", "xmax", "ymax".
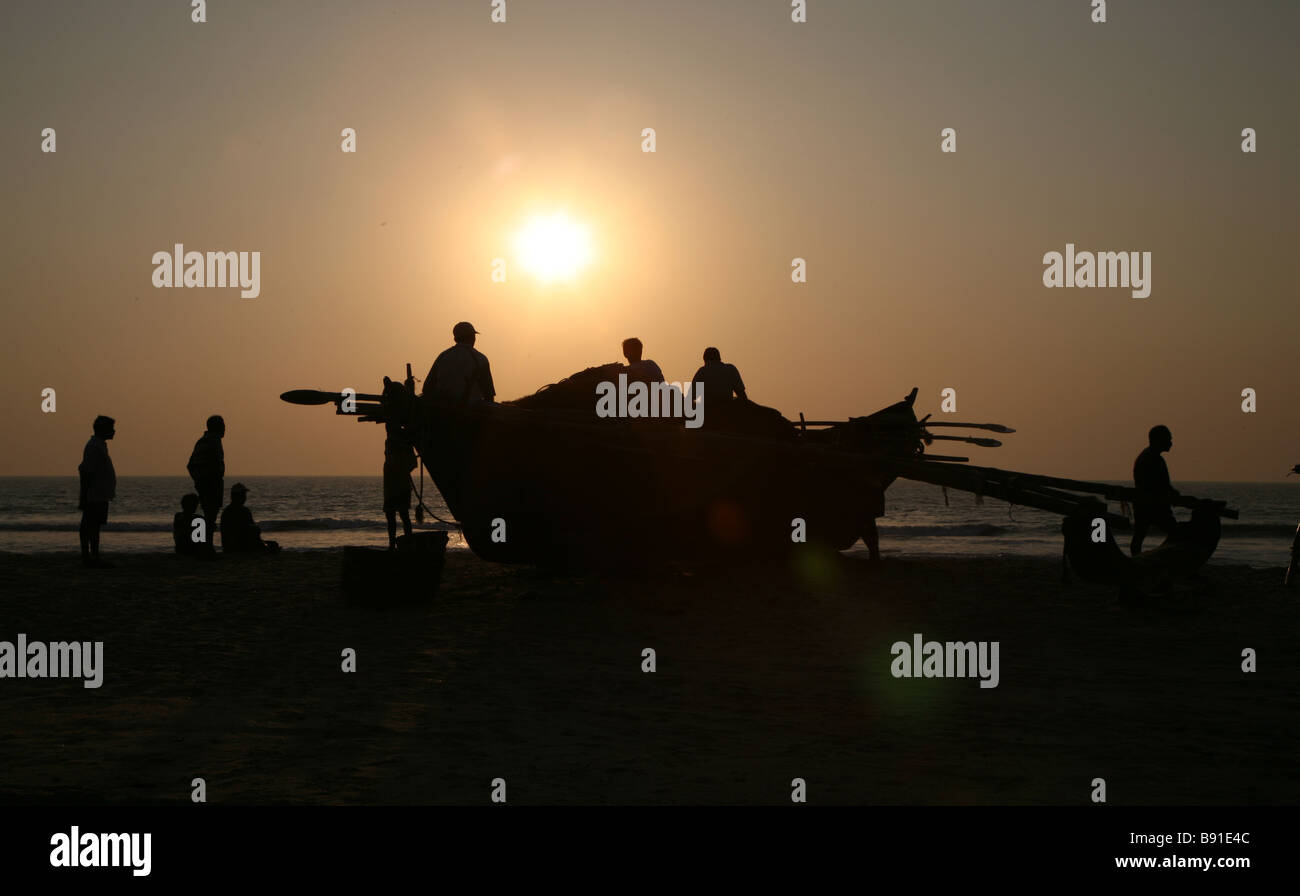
[{"xmin": 2, "ymin": 0, "xmax": 1296, "ymax": 479}]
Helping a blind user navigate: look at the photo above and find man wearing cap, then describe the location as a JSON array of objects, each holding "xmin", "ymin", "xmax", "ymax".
[
  {"xmin": 423, "ymin": 321, "xmax": 496, "ymax": 404},
  {"xmin": 219, "ymin": 483, "xmax": 279, "ymax": 553}
]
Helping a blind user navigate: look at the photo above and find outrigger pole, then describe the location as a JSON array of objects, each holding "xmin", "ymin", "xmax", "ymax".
[{"xmin": 888, "ymin": 458, "xmax": 1239, "ymax": 524}]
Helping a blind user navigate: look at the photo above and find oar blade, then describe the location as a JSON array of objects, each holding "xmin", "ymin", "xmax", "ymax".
[{"xmin": 280, "ymin": 389, "xmax": 341, "ymax": 406}]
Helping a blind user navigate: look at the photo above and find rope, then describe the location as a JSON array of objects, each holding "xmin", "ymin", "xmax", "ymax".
[{"xmin": 408, "ymin": 457, "xmax": 460, "ymax": 528}]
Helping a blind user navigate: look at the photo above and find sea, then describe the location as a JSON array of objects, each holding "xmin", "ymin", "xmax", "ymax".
[{"xmin": 1, "ymin": 477, "xmax": 1296, "ymax": 568}]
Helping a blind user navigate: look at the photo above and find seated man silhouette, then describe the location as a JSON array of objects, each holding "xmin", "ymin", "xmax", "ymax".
[
  {"xmin": 1131, "ymin": 425, "xmax": 1181, "ymax": 556},
  {"xmin": 423, "ymin": 321, "xmax": 496, "ymax": 404},
  {"xmin": 691, "ymin": 346, "xmax": 747, "ymax": 406},
  {"xmin": 622, "ymin": 337, "xmax": 664, "ymax": 384},
  {"xmin": 219, "ymin": 483, "xmax": 280, "ymax": 553},
  {"xmin": 173, "ymin": 493, "xmax": 202, "ymax": 554}
]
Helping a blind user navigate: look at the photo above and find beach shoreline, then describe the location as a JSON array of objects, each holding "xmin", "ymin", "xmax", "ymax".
[{"xmin": 0, "ymin": 550, "xmax": 1294, "ymax": 805}]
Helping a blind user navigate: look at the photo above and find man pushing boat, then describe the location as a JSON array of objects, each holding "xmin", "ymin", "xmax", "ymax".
[{"xmin": 1131, "ymin": 425, "xmax": 1181, "ymax": 556}]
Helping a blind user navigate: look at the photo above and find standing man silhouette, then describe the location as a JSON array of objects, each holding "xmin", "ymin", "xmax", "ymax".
[
  {"xmin": 1131, "ymin": 424, "xmax": 1181, "ymax": 556},
  {"xmin": 383, "ymin": 422, "xmax": 416, "ymax": 549},
  {"xmin": 78, "ymin": 415, "xmax": 117, "ymax": 568},
  {"xmin": 188, "ymin": 415, "xmax": 226, "ymax": 552}
]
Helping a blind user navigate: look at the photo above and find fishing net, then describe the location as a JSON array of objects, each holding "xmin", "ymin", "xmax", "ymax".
[{"xmin": 502, "ymin": 363, "xmax": 795, "ymax": 439}]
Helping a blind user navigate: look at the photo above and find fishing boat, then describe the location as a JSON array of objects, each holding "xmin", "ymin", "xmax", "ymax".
[{"xmin": 281, "ymin": 364, "xmax": 1236, "ymax": 583}]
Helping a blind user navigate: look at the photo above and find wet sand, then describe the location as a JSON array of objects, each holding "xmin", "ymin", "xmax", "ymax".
[{"xmin": 0, "ymin": 550, "xmax": 1294, "ymax": 805}]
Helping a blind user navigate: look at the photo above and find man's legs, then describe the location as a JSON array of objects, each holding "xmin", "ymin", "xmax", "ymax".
[
  {"xmin": 863, "ymin": 518, "xmax": 881, "ymax": 562},
  {"xmin": 1130, "ymin": 518, "xmax": 1149, "ymax": 556},
  {"xmin": 1132, "ymin": 508, "xmax": 1178, "ymax": 556},
  {"xmin": 1153, "ymin": 510, "xmax": 1180, "ymax": 543},
  {"xmin": 79, "ymin": 511, "xmax": 95, "ymax": 563},
  {"xmin": 198, "ymin": 483, "xmax": 222, "ymax": 551},
  {"xmin": 80, "ymin": 503, "xmax": 108, "ymax": 567}
]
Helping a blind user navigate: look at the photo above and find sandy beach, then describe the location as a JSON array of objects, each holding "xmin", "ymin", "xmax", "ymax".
[{"xmin": 0, "ymin": 549, "xmax": 1294, "ymax": 805}]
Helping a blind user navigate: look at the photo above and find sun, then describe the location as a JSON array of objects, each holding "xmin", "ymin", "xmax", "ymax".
[{"xmin": 513, "ymin": 212, "xmax": 594, "ymax": 283}]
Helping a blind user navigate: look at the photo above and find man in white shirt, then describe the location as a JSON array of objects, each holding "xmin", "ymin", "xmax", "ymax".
[
  {"xmin": 622, "ymin": 337, "xmax": 664, "ymax": 384},
  {"xmin": 423, "ymin": 321, "xmax": 496, "ymax": 404}
]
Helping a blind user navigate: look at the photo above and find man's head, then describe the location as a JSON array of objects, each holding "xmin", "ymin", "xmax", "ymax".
[
  {"xmin": 622, "ymin": 338, "xmax": 643, "ymax": 363},
  {"xmin": 230, "ymin": 482, "xmax": 249, "ymax": 505},
  {"xmin": 1148, "ymin": 425, "xmax": 1172, "ymax": 452},
  {"xmin": 702, "ymin": 347, "xmax": 721, "ymax": 363},
  {"xmin": 92, "ymin": 415, "xmax": 116, "ymax": 440},
  {"xmin": 453, "ymin": 321, "xmax": 479, "ymax": 346},
  {"xmin": 206, "ymin": 415, "xmax": 226, "ymax": 437},
  {"xmin": 181, "ymin": 493, "xmax": 200, "ymax": 513}
]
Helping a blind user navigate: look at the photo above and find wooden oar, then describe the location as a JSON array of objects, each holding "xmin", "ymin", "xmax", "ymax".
[
  {"xmin": 803, "ymin": 419, "xmax": 1015, "ymax": 434},
  {"xmin": 280, "ymin": 389, "xmax": 384, "ymax": 406},
  {"xmin": 925, "ymin": 422, "xmax": 1016, "ymax": 433},
  {"xmin": 925, "ymin": 434, "xmax": 1002, "ymax": 448}
]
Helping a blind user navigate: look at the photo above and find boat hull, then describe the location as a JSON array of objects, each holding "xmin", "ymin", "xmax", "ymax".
[{"xmin": 406, "ymin": 400, "xmax": 895, "ymax": 566}]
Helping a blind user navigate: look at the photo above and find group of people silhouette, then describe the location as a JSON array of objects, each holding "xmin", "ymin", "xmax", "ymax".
[
  {"xmin": 418, "ymin": 322, "xmax": 750, "ymax": 410},
  {"xmin": 410, "ymin": 322, "xmax": 1190, "ymax": 558},
  {"xmin": 619, "ymin": 337, "xmax": 749, "ymax": 408},
  {"xmin": 76, "ymin": 414, "xmax": 279, "ymax": 567},
  {"xmin": 73, "ymin": 324, "xmax": 1189, "ymax": 567}
]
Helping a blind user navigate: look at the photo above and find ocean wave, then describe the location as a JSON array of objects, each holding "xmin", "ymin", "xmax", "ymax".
[
  {"xmin": 1221, "ymin": 523, "xmax": 1300, "ymax": 536},
  {"xmin": 878, "ymin": 524, "xmax": 1015, "ymax": 537},
  {"xmin": 879, "ymin": 522, "xmax": 1297, "ymax": 538},
  {"xmin": 0, "ymin": 518, "xmax": 456, "ymax": 533},
  {"xmin": 0, "ymin": 519, "xmax": 1291, "ymax": 538}
]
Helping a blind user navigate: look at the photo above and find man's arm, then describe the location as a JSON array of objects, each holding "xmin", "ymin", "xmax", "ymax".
[
  {"xmin": 188, "ymin": 438, "xmax": 214, "ymax": 480},
  {"xmin": 690, "ymin": 367, "xmax": 706, "ymax": 406},
  {"xmin": 78, "ymin": 447, "xmax": 89, "ymax": 507},
  {"xmin": 78, "ymin": 443, "xmax": 102, "ymax": 506},
  {"xmin": 1161, "ymin": 458, "xmax": 1179, "ymax": 499},
  {"xmin": 731, "ymin": 365, "xmax": 747, "ymax": 401},
  {"xmin": 479, "ymin": 357, "xmax": 496, "ymax": 402}
]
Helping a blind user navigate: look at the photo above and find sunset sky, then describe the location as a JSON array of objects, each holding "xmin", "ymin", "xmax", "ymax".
[{"xmin": 2, "ymin": 0, "xmax": 1296, "ymax": 480}]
